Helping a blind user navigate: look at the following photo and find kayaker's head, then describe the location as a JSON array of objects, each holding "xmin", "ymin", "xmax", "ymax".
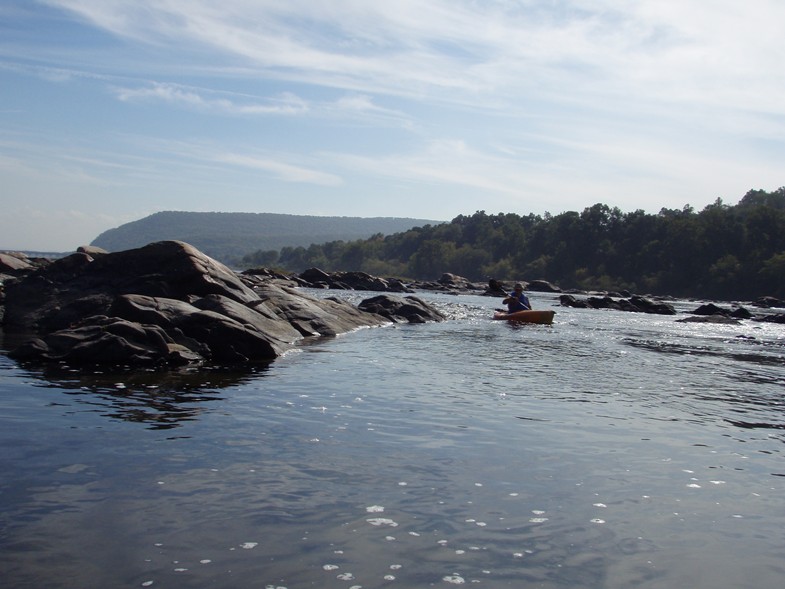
[{"xmin": 513, "ymin": 283, "xmax": 524, "ymax": 292}]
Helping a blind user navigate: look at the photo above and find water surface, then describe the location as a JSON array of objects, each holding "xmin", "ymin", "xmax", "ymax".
[{"xmin": 1, "ymin": 292, "xmax": 784, "ymax": 588}]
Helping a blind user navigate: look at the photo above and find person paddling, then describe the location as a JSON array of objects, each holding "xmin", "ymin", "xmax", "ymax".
[{"xmin": 503, "ymin": 283, "xmax": 531, "ymax": 312}]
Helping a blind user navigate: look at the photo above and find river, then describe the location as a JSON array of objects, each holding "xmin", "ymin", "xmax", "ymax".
[{"xmin": 1, "ymin": 291, "xmax": 784, "ymax": 588}]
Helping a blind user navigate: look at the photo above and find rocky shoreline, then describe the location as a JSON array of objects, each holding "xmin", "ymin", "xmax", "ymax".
[
  {"xmin": 0, "ymin": 242, "xmax": 445, "ymax": 367},
  {"xmin": 1, "ymin": 241, "xmax": 783, "ymax": 367}
]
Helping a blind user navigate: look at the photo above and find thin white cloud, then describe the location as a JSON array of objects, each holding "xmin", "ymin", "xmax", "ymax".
[
  {"xmin": 38, "ymin": 0, "xmax": 785, "ymax": 115},
  {"xmin": 113, "ymin": 82, "xmax": 310, "ymax": 115},
  {"xmin": 215, "ymin": 152, "xmax": 342, "ymax": 186}
]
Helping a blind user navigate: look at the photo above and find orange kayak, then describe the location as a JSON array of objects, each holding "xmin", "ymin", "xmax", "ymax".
[{"xmin": 492, "ymin": 309, "xmax": 555, "ymax": 324}]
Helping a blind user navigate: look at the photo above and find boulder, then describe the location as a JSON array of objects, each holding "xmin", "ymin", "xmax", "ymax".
[
  {"xmin": 438, "ymin": 273, "xmax": 472, "ymax": 290},
  {"xmin": 559, "ymin": 294, "xmax": 589, "ymax": 308},
  {"xmin": 677, "ymin": 315, "xmax": 741, "ymax": 324},
  {"xmin": 0, "ymin": 252, "xmax": 32, "ymax": 272},
  {"xmin": 730, "ymin": 306, "xmax": 753, "ymax": 319},
  {"xmin": 2, "ymin": 241, "xmax": 440, "ymax": 367},
  {"xmin": 755, "ymin": 313, "xmax": 785, "ymax": 324},
  {"xmin": 692, "ymin": 303, "xmax": 730, "ymax": 316},
  {"xmin": 753, "ymin": 296, "xmax": 785, "ymax": 309},
  {"xmin": 297, "ymin": 267, "xmax": 410, "ymax": 292},
  {"xmin": 526, "ymin": 279, "xmax": 562, "ymax": 293},
  {"xmin": 77, "ymin": 245, "xmax": 109, "ymax": 256},
  {"xmin": 560, "ymin": 294, "xmax": 675, "ymax": 314},
  {"xmin": 254, "ymin": 282, "xmax": 390, "ymax": 336},
  {"xmin": 358, "ymin": 294, "xmax": 446, "ymax": 324}
]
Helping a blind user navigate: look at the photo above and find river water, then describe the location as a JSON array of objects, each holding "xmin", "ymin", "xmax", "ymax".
[{"xmin": 1, "ymin": 291, "xmax": 784, "ymax": 589}]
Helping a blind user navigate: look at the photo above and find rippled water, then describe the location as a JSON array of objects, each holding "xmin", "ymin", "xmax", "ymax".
[{"xmin": 1, "ymin": 291, "xmax": 784, "ymax": 588}]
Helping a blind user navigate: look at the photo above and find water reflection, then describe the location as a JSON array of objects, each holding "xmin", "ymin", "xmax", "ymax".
[{"xmin": 18, "ymin": 363, "xmax": 270, "ymax": 429}]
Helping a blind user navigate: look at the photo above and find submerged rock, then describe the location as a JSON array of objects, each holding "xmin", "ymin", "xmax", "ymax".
[{"xmin": 2, "ymin": 241, "xmax": 443, "ymax": 367}]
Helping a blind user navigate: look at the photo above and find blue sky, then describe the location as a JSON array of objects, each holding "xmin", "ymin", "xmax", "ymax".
[{"xmin": 1, "ymin": 1, "xmax": 783, "ymax": 251}]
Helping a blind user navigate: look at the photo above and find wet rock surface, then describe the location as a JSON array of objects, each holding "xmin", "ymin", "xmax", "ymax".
[{"xmin": 1, "ymin": 241, "xmax": 444, "ymax": 366}]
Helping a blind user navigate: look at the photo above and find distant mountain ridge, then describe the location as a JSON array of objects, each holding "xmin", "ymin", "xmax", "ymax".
[{"xmin": 91, "ymin": 211, "xmax": 442, "ymax": 265}]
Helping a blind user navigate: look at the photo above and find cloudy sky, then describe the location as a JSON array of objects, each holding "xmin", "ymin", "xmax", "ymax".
[{"xmin": 1, "ymin": 1, "xmax": 783, "ymax": 251}]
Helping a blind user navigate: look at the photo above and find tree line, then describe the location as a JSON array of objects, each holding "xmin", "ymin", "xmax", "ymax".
[{"xmin": 241, "ymin": 188, "xmax": 785, "ymax": 300}]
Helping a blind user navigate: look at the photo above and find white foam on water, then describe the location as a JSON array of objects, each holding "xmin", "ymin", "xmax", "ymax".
[
  {"xmin": 390, "ymin": 564, "xmax": 402, "ymax": 569},
  {"xmin": 593, "ymin": 503, "xmax": 607, "ymax": 508},
  {"xmin": 384, "ymin": 575, "xmax": 396, "ymax": 580},
  {"xmin": 337, "ymin": 572, "xmax": 355, "ymax": 580},
  {"xmin": 240, "ymin": 542, "xmax": 258, "ymax": 549},
  {"xmin": 367, "ymin": 518, "xmax": 397, "ymax": 527},
  {"xmin": 590, "ymin": 518, "xmax": 606, "ymax": 524},
  {"xmin": 385, "ymin": 536, "xmax": 396, "ymax": 541},
  {"xmin": 408, "ymin": 531, "xmax": 420, "ymax": 536},
  {"xmin": 687, "ymin": 484, "xmax": 701, "ymax": 488},
  {"xmin": 443, "ymin": 575, "xmax": 465, "ymax": 584},
  {"xmin": 366, "ymin": 505, "xmax": 385, "ymax": 513},
  {"xmin": 199, "ymin": 559, "xmax": 211, "ymax": 564},
  {"xmin": 455, "ymin": 550, "xmax": 465, "ymax": 554},
  {"xmin": 141, "ymin": 582, "xmax": 153, "ymax": 587},
  {"xmin": 323, "ymin": 564, "xmax": 339, "ymax": 571},
  {"xmin": 529, "ymin": 517, "xmax": 548, "ymax": 523}
]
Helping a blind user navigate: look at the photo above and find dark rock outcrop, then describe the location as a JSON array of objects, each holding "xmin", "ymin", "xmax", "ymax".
[
  {"xmin": 2, "ymin": 241, "xmax": 444, "ymax": 366},
  {"xmin": 526, "ymin": 279, "xmax": 562, "ymax": 293},
  {"xmin": 677, "ymin": 315, "xmax": 741, "ymax": 324},
  {"xmin": 755, "ymin": 313, "xmax": 785, "ymax": 324},
  {"xmin": 691, "ymin": 303, "xmax": 753, "ymax": 319},
  {"xmin": 297, "ymin": 268, "xmax": 413, "ymax": 293},
  {"xmin": 753, "ymin": 296, "xmax": 785, "ymax": 309},
  {"xmin": 438, "ymin": 273, "xmax": 472, "ymax": 290},
  {"xmin": 692, "ymin": 303, "xmax": 729, "ymax": 316},
  {"xmin": 560, "ymin": 293, "xmax": 676, "ymax": 315},
  {"xmin": 358, "ymin": 295, "xmax": 446, "ymax": 324},
  {"xmin": 0, "ymin": 252, "xmax": 32, "ymax": 273},
  {"xmin": 559, "ymin": 294, "xmax": 590, "ymax": 308}
]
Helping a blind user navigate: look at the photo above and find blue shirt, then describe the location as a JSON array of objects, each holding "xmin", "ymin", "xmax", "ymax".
[{"xmin": 507, "ymin": 291, "xmax": 531, "ymax": 312}]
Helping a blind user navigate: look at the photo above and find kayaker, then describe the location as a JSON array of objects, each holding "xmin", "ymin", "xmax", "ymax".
[{"xmin": 503, "ymin": 283, "xmax": 531, "ymax": 312}]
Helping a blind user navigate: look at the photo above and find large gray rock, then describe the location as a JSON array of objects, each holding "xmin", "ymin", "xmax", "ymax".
[
  {"xmin": 0, "ymin": 252, "xmax": 32, "ymax": 272},
  {"xmin": 358, "ymin": 294, "xmax": 447, "ymax": 324},
  {"xmin": 3, "ymin": 241, "xmax": 438, "ymax": 366}
]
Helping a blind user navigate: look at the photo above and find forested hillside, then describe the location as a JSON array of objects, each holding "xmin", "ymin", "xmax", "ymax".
[
  {"xmin": 253, "ymin": 188, "xmax": 785, "ymax": 301},
  {"xmin": 91, "ymin": 211, "xmax": 441, "ymax": 265}
]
